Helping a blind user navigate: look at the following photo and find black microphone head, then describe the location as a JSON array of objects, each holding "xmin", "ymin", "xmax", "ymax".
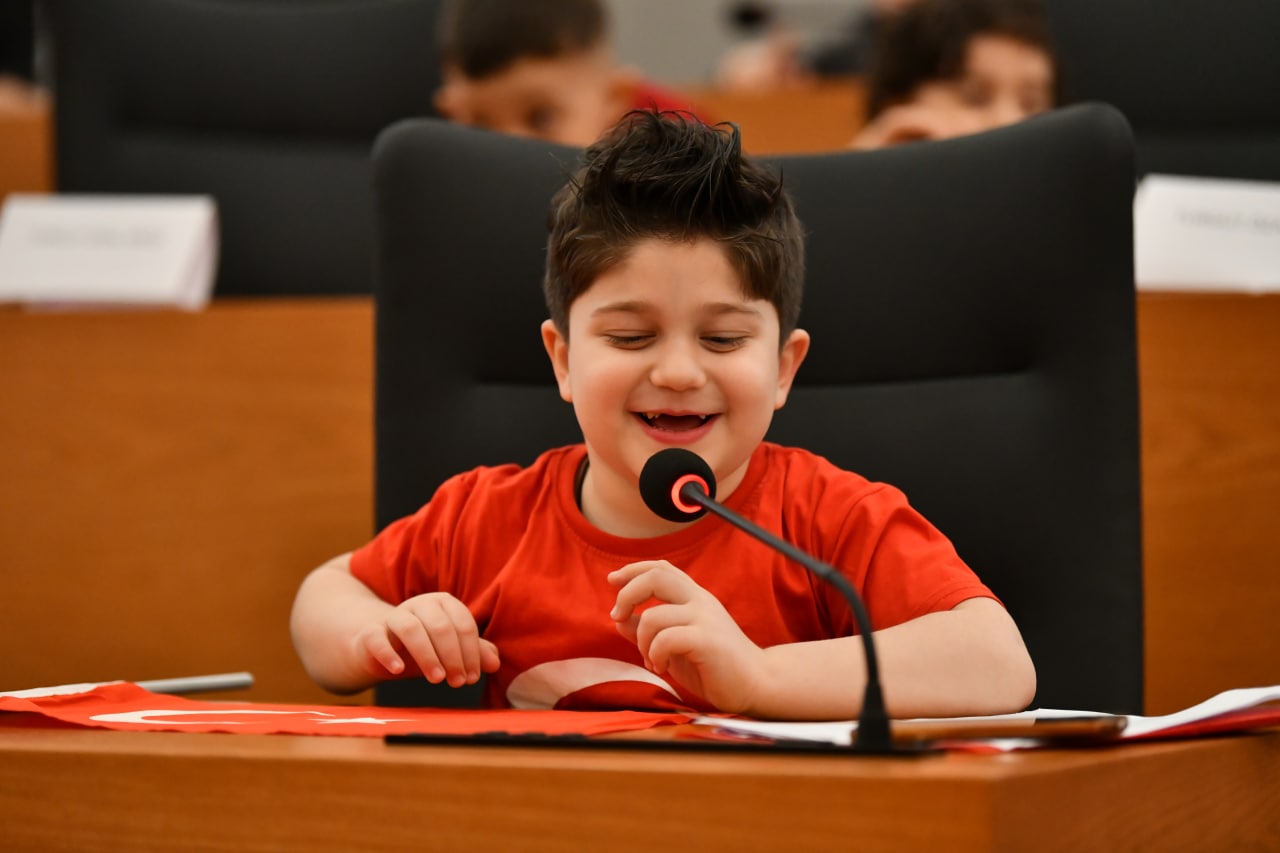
[{"xmin": 639, "ymin": 448, "xmax": 717, "ymax": 522}]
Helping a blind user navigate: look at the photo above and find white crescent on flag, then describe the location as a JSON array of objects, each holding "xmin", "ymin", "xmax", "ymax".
[{"xmin": 506, "ymin": 657, "xmax": 681, "ymax": 709}]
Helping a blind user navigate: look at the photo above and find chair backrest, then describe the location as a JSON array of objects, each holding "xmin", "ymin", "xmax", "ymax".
[
  {"xmin": 1046, "ymin": 0, "xmax": 1280, "ymax": 181},
  {"xmin": 46, "ymin": 0, "xmax": 443, "ymax": 297},
  {"xmin": 372, "ymin": 104, "xmax": 1145, "ymax": 714}
]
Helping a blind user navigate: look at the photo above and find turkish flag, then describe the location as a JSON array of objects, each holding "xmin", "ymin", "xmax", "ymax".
[{"xmin": 0, "ymin": 681, "xmax": 688, "ymax": 737}]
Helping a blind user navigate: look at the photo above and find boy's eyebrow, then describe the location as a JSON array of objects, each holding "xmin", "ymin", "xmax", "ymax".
[
  {"xmin": 590, "ymin": 300, "xmax": 764, "ymax": 319},
  {"xmin": 590, "ymin": 300, "xmax": 649, "ymax": 317},
  {"xmin": 705, "ymin": 302, "xmax": 765, "ymax": 319}
]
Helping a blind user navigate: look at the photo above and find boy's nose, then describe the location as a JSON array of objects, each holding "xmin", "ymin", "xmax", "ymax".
[{"xmin": 649, "ymin": 341, "xmax": 707, "ymax": 390}]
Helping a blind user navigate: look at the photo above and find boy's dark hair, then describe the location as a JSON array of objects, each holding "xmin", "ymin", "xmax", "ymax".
[
  {"xmin": 544, "ymin": 112, "xmax": 805, "ymax": 341},
  {"xmin": 866, "ymin": 0, "xmax": 1062, "ymax": 117},
  {"xmin": 438, "ymin": 0, "xmax": 607, "ymax": 80}
]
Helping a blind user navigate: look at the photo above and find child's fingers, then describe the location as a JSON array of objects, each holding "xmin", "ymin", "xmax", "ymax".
[
  {"xmin": 630, "ymin": 602, "xmax": 695, "ymax": 665},
  {"xmin": 645, "ymin": 623, "xmax": 701, "ymax": 675},
  {"xmin": 360, "ymin": 630, "xmax": 406, "ymax": 677},
  {"xmin": 609, "ymin": 561, "xmax": 695, "ymax": 620},
  {"xmin": 384, "ymin": 608, "xmax": 447, "ymax": 683},
  {"xmin": 479, "ymin": 638, "xmax": 502, "ymax": 673},
  {"xmin": 614, "ymin": 613, "xmax": 640, "ymax": 647},
  {"xmin": 434, "ymin": 596, "xmax": 485, "ymax": 683},
  {"xmin": 607, "ymin": 560, "xmax": 666, "ymax": 587},
  {"xmin": 398, "ymin": 595, "xmax": 486, "ymax": 686}
]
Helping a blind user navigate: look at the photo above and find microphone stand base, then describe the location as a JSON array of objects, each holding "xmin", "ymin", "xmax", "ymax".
[{"xmin": 848, "ymin": 739, "xmax": 943, "ymax": 757}]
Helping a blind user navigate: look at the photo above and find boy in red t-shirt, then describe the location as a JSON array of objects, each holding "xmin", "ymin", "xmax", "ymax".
[
  {"xmin": 291, "ymin": 112, "xmax": 1035, "ymax": 720},
  {"xmin": 430, "ymin": 0, "xmax": 703, "ymax": 146}
]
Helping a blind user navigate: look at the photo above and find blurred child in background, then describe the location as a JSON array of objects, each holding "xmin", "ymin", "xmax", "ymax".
[
  {"xmin": 433, "ymin": 0, "xmax": 703, "ymax": 146},
  {"xmin": 851, "ymin": 0, "xmax": 1061, "ymax": 148}
]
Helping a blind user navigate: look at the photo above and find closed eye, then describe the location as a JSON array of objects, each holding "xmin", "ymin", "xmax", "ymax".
[
  {"xmin": 703, "ymin": 336, "xmax": 748, "ymax": 351},
  {"xmin": 605, "ymin": 334, "xmax": 653, "ymax": 349}
]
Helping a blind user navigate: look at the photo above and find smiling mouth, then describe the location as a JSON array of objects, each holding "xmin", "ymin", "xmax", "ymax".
[{"xmin": 637, "ymin": 412, "xmax": 715, "ymax": 432}]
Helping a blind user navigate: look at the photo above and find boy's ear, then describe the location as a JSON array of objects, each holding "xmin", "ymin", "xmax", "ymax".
[
  {"xmin": 541, "ymin": 319, "xmax": 573, "ymax": 403},
  {"xmin": 774, "ymin": 328, "xmax": 811, "ymax": 410}
]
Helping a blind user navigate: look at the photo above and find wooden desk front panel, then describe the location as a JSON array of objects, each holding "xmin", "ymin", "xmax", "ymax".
[
  {"xmin": 0, "ymin": 300, "xmax": 374, "ymax": 703},
  {"xmin": 1, "ymin": 723, "xmax": 1278, "ymax": 851},
  {"xmin": 2, "ymin": 293, "xmax": 1279, "ymax": 714},
  {"xmin": 1137, "ymin": 292, "xmax": 1280, "ymax": 713}
]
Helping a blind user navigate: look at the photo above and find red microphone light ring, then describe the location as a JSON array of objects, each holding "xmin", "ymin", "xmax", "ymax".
[{"xmin": 670, "ymin": 474, "xmax": 708, "ymax": 515}]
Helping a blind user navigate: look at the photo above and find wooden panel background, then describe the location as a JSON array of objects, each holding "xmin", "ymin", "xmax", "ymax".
[
  {"xmin": 1, "ymin": 293, "xmax": 1277, "ymax": 713},
  {"xmin": 0, "ymin": 300, "xmax": 374, "ymax": 704},
  {"xmin": 1136, "ymin": 292, "xmax": 1280, "ymax": 713}
]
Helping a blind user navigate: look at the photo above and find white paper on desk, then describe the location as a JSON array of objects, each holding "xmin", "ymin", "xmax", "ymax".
[
  {"xmin": 691, "ymin": 718, "xmax": 859, "ymax": 746},
  {"xmin": 1134, "ymin": 174, "xmax": 1280, "ymax": 292},
  {"xmin": 690, "ymin": 710, "xmax": 1072, "ymax": 747},
  {"xmin": 693, "ymin": 684, "xmax": 1280, "ymax": 747},
  {"xmin": 1118, "ymin": 684, "xmax": 1280, "ymax": 737},
  {"xmin": 0, "ymin": 193, "xmax": 218, "ymax": 310}
]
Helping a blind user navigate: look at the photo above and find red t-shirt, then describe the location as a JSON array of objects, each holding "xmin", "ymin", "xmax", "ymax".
[
  {"xmin": 351, "ymin": 442, "xmax": 994, "ymax": 712},
  {"xmin": 629, "ymin": 80, "xmax": 708, "ymax": 121}
]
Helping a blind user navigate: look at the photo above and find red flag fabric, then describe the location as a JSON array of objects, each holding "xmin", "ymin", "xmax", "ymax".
[{"xmin": 0, "ymin": 681, "xmax": 688, "ymax": 737}]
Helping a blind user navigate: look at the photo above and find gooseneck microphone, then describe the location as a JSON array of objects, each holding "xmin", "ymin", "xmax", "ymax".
[{"xmin": 640, "ymin": 447, "xmax": 910, "ymax": 755}]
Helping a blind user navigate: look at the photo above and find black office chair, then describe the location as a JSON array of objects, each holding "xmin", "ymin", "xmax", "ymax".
[
  {"xmin": 372, "ymin": 104, "xmax": 1145, "ymax": 715},
  {"xmin": 44, "ymin": 0, "xmax": 443, "ymax": 297},
  {"xmin": 1046, "ymin": 0, "xmax": 1280, "ymax": 181}
]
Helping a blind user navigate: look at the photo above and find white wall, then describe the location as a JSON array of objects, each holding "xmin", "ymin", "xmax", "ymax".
[{"xmin": 604, "ymin": 0, "xmax": 865, "ymax": 85}]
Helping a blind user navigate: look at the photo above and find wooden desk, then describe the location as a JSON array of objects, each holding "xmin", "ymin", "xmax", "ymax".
[
  {"xmin": 0, "ymin": 81, "xmax": 53, "ymax": 200},
  {"xmin": 682, "ymin": 79, "xmax": 867, "ymax": 154},
  {"xmin": 1136, "ymin": 292, "xmax": 1280, "ymax": 713},
  {"xmin": 1, "ymin": 720, "xmax": 1277, "ymax": 851},
  {"xmin": 1, "ymin": 294, "xmax": 1278, "ymax": 713},
  {"xmin": 0, "ymin": 299, "xmax": 374, "ymax": 705}
]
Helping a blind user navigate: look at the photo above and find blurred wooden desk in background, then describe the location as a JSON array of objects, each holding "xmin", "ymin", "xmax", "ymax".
[
  {"xmin": 683, "ymin": 78, "xmax": 867, "ymax": 154},
  {"xmin": 1, "ymin": 293, "xmax": 1277, "ymax": 713},
  {"xmin": 0, "ymin": 80, "xmax": 52, "ymax": 201}
]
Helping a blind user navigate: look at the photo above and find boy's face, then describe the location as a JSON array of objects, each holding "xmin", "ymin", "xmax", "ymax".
[
  {"xmin": 542, "ymin": 237, "xmax": 809, "ymax": 536},
  {"xmin": 913, "ymin": 34, "xmax": 1054, "ymax": 132},
  {"xmin": 435, "ymin": 49, "xmax": 634, "ymax": 147}
]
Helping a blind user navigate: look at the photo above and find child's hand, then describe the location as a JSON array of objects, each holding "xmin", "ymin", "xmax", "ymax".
[
  {"xmin": 608, "ymin": 560, "xmax": 767, "ymax": 714},
  {"xmin": 354, "ymin": 592, "xmax": 500, "ymax": 687},
  {"xmin": 850, "ymin": 102, "xmax": 988, "ymax": 149}
]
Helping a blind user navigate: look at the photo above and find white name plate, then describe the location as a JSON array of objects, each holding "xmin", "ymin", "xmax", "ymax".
[
  {"xmin": 0, "ymin": 194, "xmax": 218, "ymax": 309},
  {"xmin": 1135, "ymin": 174, "xmax": 1280, "ymax": 292}
]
